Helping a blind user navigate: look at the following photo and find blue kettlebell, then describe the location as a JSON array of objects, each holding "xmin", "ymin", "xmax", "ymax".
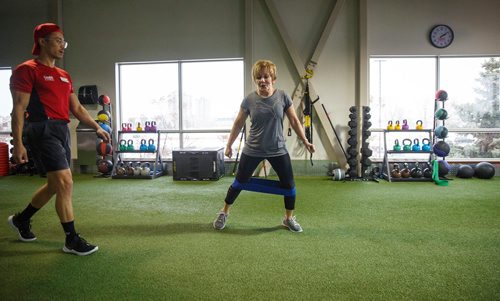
[
  {"xmin": 140, "ymin": 139, "xmax": 148, "ymax": 151},
  {"xmin": 412, "ymin": 138, "xmax": 421, "ymax": 151},
  {"xmin": 148, "ymin": 139, "xmax": 156, "ymax": 152},
  {"xmin": 422, "ymin": 138, "xmax": 431, "ymax": 151}
]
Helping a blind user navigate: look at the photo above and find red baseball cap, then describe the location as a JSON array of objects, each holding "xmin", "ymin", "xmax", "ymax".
[{"xmin": 32, "ymin": 23, "xmax": 63, "ymax": 55}]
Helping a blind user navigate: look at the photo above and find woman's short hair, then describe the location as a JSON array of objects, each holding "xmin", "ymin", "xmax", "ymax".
[{"xmin": 252, "ymin": 60, "xmax": 277, "ymax": 80}]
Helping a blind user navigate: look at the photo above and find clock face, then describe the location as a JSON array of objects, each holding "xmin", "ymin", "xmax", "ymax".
[{"xmin": 430, "ymin": 25, "xmax": 454, "ymax": 48}]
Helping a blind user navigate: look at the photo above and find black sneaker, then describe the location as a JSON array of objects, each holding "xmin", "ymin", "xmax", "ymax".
[
  {"xmin": 8, "ymin": 214, "xmax": 37, "ymax": 242},
  {"xmin": 62, "ymin": 234, "xmax": 99, "ymax": 256}
]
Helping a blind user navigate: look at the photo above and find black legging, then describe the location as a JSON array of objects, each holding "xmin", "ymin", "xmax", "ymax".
[{"xmin": 225, "ymin": 153, "xmax": 296, "ymax": 210}]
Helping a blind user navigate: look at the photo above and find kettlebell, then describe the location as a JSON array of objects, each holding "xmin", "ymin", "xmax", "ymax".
[
  {"xmin": 402, "ymin": 138, "xmax": 412, "ymax": 151},
  {"xmin": 395, "ymin": 120, "xmax": 401, "ymax": 130},
  {"xmin": 119, "ymin": 139, "xmax": 127, "ymax": 151},
  {"xmin": 116, "ymin": 162, "xmax": 126, "ymax": 176},
  {"xmin": 387, "ymin": 120, "xmax": 394, "ymax": 130},
  {"xmin": 148, "ymin": 139, "xmax": 156, "ymax": 152},
  {"xmin": 423, "ymin": 162, "xmax": 433, "ymax": 178},
  {"xmin": 410, "ymin": 162, "xmax": 423, "ymax": 178},
  {"xmin": 150, "ymin": 121, "xmax": 157, "ymax": 132},
  {"xmin": 144, "ymin": 121, "xmax": 151, "ymax": 132},
  {"xmin": 141, "ymin": 162, "xmax": 151, "ymax": 176},
  {"xmin": 127, "ymin": 123, "xmax": 133, "ymax": 131},
  {"xmin": 126, "ymin": 162, "xmax": 135, "ymax": 176},
  {"xmin": 412, "ymin": 138, "xmax": 421, "ymax": 152},
  {"xmin": 140, "ymin": 139, "xmax": 148, "ymax": 151},
  {"xmin": 134, "ymin": 162, "xmax": 142, "ymax": 176},
  {"xmin": 401, "ymin": 163, "xmax": 411, "ymax": 178},
  {"xmin": 136, "ymin": 122, "xmax": 143, "ymax": 132},
  {"xmin": 127, "ymin": 139, "xmax": 134, "ymax": 151},
  {"xmin": 422, "ymin": 138, "xmax": 431, "ymax": 151},
  {"xmin": 121, "ymin": 123, "xmax": 129, "ymax": 132},
  {"xmin": 402, "ymin": 119, "xmax": 409, "ymax": 130},
  {"xmin": 391, "ymin": 163, "xmax": 401, "ymax": 178},
  {"xmin": 416, "ymin": 120, "xmax": 423, "ymax": 130},
  {"xmin": 393, "ymin": 139, "xmax": 402, "ymax": 151}
]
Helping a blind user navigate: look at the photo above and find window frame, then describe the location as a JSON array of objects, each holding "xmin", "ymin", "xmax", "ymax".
[
  {"xmin": 369, "ymin": 55, "xmax": 500, "ymax": 162},
  {"xmin": 115, "ymin": 58, "xmax": 244, "ymax": 160}
]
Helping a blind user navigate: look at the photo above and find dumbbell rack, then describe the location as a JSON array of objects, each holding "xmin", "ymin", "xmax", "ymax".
[
  {"xmin": 111, "ymin": 130, "xmax": 164, "ymax": 179},
  {"xmin": 381, "ymin": 129, "xmax": 433, "ymax": 182}
]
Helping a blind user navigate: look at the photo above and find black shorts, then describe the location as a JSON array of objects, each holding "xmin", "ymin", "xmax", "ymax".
[{"xmin": 24, "ymin": 120, "xmax": 71, "ymax": 173}]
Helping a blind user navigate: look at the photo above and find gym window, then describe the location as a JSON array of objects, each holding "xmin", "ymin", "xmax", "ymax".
[
  {"xmin": 116, "ymin": 59, "xmax": 244, "ymax": 159},
  {"xmin": 369, "ymin": 56, "xmax": 500, "ymax": 161}
]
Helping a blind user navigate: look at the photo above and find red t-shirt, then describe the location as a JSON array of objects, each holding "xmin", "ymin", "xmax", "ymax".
[{"xmin": 10, "ymin": 59, "xmax": 73, "ymax": 122}]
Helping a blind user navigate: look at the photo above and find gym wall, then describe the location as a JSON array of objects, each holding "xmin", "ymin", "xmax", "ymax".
[{"xmin": 1, "ymin": 0, "xmax": 499, "ymax": 165}]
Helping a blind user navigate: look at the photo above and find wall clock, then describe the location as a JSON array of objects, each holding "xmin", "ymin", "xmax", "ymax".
[{"xmin": 429, "ymin": 24, "xmax": 454, "ymax": 48}]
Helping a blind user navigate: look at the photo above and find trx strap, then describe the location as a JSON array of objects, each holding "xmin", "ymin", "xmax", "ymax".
[
  {"xmin": 302, "ymin": 79, "xmax": 319, "ymax": 166},
  {"xmin": 232, "ymin": 125, "xmax": 246, "ymax": 176}
]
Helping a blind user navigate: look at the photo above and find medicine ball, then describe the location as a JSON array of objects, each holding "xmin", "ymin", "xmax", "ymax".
[
  {"xmin": 435, "ymin": 89, "xmax": 448, "ymax": 101},
  {"xmin": 97, "ymin": 159, "xmax": 113, "ymax": 174},
  {"xmin": 474, "ymin": 162, "xmax": 495, "ymax": 179},
  {"xmin": 434, "ymin": 126, "xmax": 449, "ymax": 139},
  {"xmin": 456, "ymin": 164, "xmax": 474, "ymax": 179},
  {"xmin": 99, "ymin": 95, "xmax": 111, "ymax": 105},
  {"xmin": 433, "ymin": 140, "xmax": 450, "ymax": 157},
  {"xmin": 332, "ymin": 168, "xmax": 345, "ymax": 181},
  {"xmin": 97, "ymin": 142, "xmax": 112, "ymax": 155},
  {"xmin": 99, "ymin": 122, "xmax": 112, "ymax": 133},
  {"xmin": 438, "ymin": 160, "xmax": 450, "ymax": 177},
  {"xmin": 97, "ymin": 110, "xmax": 110, "ymax": 122},
  {"xmin": 435, "ymin": 108, "xmax": 448, "ymax": 120}
]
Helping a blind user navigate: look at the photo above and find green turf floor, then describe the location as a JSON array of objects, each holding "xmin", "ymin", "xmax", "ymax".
[{"xmin": 1, "ymin": 174, "xmax": 499, "ymax": 300}]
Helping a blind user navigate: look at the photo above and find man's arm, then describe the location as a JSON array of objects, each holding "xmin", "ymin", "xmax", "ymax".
[
  {"xmin": 10, "ymin": 90, "xmax": 31, "ymax": 164},
  {"xmin": 69, "ymin": 93, "xmax": 111, "ymax": 142}
]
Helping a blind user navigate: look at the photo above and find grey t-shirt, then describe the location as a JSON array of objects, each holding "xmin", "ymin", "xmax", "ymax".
[{"xmin": 241, "ymin": 89, "xmax": 292, "ymax": 157}]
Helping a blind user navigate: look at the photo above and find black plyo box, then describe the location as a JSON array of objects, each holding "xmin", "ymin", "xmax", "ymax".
[{"xmin": 172, "ymin": 147, "xmax": 225, "ymax": 181}]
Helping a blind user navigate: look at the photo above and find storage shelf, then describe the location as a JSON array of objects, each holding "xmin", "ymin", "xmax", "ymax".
[
  {"xmin": 382, "ymin": 130, "xmax": 433, "ymax": 182},
  {"xmin": 112, "ymin": 131, "xmax": 164, "ymax": 179}
]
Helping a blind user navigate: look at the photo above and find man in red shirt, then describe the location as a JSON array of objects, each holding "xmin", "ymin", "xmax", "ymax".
[{"xmin": 8, "ymin": 23, "xmax": 111, "ymax": 256}]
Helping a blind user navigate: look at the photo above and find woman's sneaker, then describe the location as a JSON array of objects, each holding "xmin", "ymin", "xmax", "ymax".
[
  {"xmin": 282, "ymin": 216, "xmax": 303, "ymax": 233},
  {"xmin": 8, "ymin": 214, "xmax": 37, "ymax": 242},
  {"xmin": 63, "ymin": 234, "xmax": 98, "ymax": 256},
  {"xmin": 213, "ymin": 212, "xmax": 228, "ymax": 230}
]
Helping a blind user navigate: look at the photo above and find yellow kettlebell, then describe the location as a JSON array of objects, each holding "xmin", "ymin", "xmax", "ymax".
[
  {"xmin": 136, "ymin": 122, "xmax": 143, "ymax": 132},
  {"xmin": 395, "ymin": 120, "xmax": 401, "ymax": 130},
  {"xmin": 416, "ymin": 120, "xmax": 423, "ymax": 130},
  {"xmin": 387, "ymin": 120, "xmax": 394, "ymax": 130}
]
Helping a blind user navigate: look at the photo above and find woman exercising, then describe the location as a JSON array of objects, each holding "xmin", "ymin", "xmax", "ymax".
[{"xmin": 213, "ymin": 60, "xmax": 315, "ymax": 232}]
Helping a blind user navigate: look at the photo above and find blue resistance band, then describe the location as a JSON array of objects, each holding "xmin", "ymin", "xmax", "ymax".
[{"xmin": 231, "ymin": 178, "xmax": 296, "ymax": 197}]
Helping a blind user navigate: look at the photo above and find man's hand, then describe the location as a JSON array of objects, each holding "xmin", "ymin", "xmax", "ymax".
[
  {"xmin": 96, "ymin": 127, "xmax": 111, "ymax": 142},
  {"xmin": 13, "ymin": 144, "xmax": 29, "ymax": 164}
]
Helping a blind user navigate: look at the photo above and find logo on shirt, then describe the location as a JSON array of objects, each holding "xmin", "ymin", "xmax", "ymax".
[
  {"xmin": 60, "ymin": 77, "xmax": 69, "ymax": 83},
  {"xmin": 44, "ymin": 75, "xmax": 55, "ymax": 81}
]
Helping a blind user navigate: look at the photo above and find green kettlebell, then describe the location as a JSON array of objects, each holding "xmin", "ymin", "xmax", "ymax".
[
  {"xmin": 119, "ymin": 139, "xmax": 127, "ymax": 151},
  {"xmin": 127, "ymin": 139, "xmax": 134, "ymax": 151},
  {"xmin": 393, "ymin": 139, "xmax": 402, "ymax": 151},
  {"xmin": 402, "ymin": 138, "xmax": 412, "ymax": 151}
]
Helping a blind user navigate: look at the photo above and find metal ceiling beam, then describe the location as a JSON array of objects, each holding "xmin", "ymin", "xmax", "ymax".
[{"xmin": 263, "ymin": 0, "xmax": 347, "ymax": 169}]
